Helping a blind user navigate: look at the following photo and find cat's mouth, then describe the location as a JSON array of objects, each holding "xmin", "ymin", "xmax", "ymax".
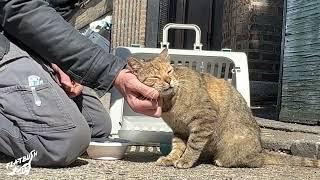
[{"xmin": 160, "ymin": 87, "xmax": 175, "ymax": 97}]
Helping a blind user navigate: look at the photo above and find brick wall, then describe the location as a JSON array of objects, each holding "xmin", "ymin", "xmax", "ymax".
[
  {"xmin": 222, "ymin": 0, "xmax": 283, "ymax": 105},
  {"xmin": 112, "ymin": 0, "xmax": 148, "ymax": 48}
]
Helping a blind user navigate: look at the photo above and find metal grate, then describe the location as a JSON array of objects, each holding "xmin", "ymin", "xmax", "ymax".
[{"xmin": 158, "ymin": 0, "xmax": 170, "ymax": 45}]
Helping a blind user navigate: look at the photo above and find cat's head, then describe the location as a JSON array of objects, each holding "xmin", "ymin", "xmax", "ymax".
[{"xmin": 127, "ymin": 48, "xmax": 178, "ymax": 97}]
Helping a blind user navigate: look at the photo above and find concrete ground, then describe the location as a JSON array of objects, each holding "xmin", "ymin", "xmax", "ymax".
[
  {"xmin": 257, "ymin": 117, "xmax": 320, "ymax": 159},
  {"xmin": 1, "ymin": 118, "xmax": 320, "ymax": 180}
]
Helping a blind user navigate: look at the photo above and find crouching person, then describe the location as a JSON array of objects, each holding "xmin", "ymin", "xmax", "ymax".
[{"xmin": 0, "ymin": 0, "xmax": 161, "ymax": 167}]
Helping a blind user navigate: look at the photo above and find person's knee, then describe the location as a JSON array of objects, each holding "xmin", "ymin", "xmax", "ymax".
[
  {"xmin": 57, "ymin": 127, "xmax": 90, "ymax": 167},
  {"xmin": 78, "ymin": 87, "xmax": 112, "ymax": 139},
  {"xmin": 90, "ymin": 112, "xmax": 112, "ymax": 140},
  {"xmin": 33, "ymin": 125, "xmax": 91, "ymax": 167}
]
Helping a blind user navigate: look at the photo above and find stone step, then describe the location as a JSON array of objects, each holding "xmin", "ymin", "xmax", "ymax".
[{"xmin": 258, "ymin": 118, "xmax": 320, "ymax": 159}]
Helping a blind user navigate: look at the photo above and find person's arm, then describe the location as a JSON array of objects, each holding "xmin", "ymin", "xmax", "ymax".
[
  {"xmin": 45, "ymin": 0, "xmax": 79, "ymax": 21},
  {"xmin": 0, "ymin": 0, "xmax": 124, "ymax": 96},
  {"xmin": 0, "ymin": 0, "xmax": 162, "ymax": 117}
]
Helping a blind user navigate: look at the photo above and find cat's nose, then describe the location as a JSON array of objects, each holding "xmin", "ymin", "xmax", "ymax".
[{"xmin": 169, "ymin": 80, "xmax": 176, "ymax": 88}]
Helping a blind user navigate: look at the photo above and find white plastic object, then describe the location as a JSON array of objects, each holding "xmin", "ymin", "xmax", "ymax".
[
  {"xmin": 86, "ymin": 139, "xmax": 130, "ymax": 160},
  {"xmin": 109, "ymin": 24, "xmax": 251, "ymax": 144},
  {"xmin": 161, "ymin": 23, "xmax": 203, "ymax": 50},
  {"xmin": 118, "ymin": 116, "xmax": 172, "ymax": 144},
  {"xmin": 110, "ymin": 47, "xmax": 250, "ymax": 137}
]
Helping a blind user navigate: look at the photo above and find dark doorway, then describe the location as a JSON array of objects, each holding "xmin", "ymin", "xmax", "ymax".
[{"xmin": 146, "ymin": 0, "xmax": 224, "ymax": 50}]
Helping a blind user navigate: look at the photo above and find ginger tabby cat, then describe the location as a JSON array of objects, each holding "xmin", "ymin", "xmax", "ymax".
[{"xmin": 127, "ymin": 49, "xmax": 320, "ymax": 169}]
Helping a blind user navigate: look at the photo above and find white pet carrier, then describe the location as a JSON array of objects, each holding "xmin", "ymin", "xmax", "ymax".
[{"xmin": 109, "ymin": 23, "xmax": 250, "ymax": 145}]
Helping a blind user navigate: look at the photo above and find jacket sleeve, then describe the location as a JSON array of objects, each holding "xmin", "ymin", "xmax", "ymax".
[{"xmin": 0, "ymin": 0, "xmax": 127, "ymax": 96}]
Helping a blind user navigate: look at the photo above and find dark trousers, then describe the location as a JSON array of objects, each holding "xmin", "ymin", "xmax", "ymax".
[{"xmin": 0, "ymin": 41, "xmax": 111, "ymax": 167}]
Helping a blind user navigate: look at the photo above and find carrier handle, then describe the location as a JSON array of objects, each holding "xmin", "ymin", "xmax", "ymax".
[{"xmin": 160, "ymin": 23, "xmax": 203, "ymax": 50}]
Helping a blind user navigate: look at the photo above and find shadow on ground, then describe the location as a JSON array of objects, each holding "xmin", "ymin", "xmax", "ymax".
[
  {"xmin": 0, "ymin": 152, "xmax": 89, "ymax": 168},
  {"xmin": 123, "ymin": 152, "xmax": 161, "ymax": 163},
  {"xmin": 57, "ymin": 159, "xmax": 89, "ymax": 168},
  {"xmin": 0, "ymin": 153, "xmax": 13, "ymax": 164}
]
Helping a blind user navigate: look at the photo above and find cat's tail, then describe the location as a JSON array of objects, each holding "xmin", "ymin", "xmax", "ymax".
[{"xmin": 262, "ymin": 151, "xmax": 320, "ymax": 168}]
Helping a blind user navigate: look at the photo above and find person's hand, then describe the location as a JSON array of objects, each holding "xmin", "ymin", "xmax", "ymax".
[
  {"xmin": 114, "ymin": 69, "xmax": 162, "ymax": 117},
  {"xmin": 51, "ymin": 63, "xmax": 84, "ymax": 98}
]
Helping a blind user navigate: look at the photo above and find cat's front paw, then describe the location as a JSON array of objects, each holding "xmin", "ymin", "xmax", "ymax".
[
  {"xmin": 155, "ymin": 156, "xmax": 175, "ymax": 166},
  {"xmin": 174, "ymin": 158, "xmax": 194, "ymax": 169}
]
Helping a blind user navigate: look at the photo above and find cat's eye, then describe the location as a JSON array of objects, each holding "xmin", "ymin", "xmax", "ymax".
[
  {"xmin": 148, "ymin": 76, "xmax": 160, "ymax": 80},
  {"xmin": 143, "ymin": 79, "xmax": 156, "ymax": 86},
  {"xmin": 168, "ymin": 69, "xmax": 173, "ymax": 74}
]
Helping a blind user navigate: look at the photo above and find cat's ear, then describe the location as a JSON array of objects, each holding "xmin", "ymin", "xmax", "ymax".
[
  {"xmin": 127, "ymin": 57, "xmax": 144, "ymax": 74},
  {"xmin": 159, "ymin": 48, "xmax": 170, "ymax": 62}
]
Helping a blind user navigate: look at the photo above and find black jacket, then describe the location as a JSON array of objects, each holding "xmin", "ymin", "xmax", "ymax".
[{"xmin": 0, "ymin": 0, "xmax": 127, "ymax": 96}]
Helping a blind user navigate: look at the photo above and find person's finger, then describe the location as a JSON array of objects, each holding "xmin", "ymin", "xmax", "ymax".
[
  {"xmin": 63, "ymin": 83, "xmax": 83, "ymax": 97},
  {"xmin": 70, "ymin": 84, "xmax": 83, "ymax": 97},
  {"xmin": 60, "ymin": 76, "xmax": 73, "ymax": 87},
  {"xmin": 136, "ymin": 106, "xmax": 162, "ymax": 118},
  {"xmin": 127, "ymin": 94, "xmax": 159, "ymax": 110},
  {"xmin": 62, "ymin": 84, "xmax": 72, "ymax": 92},
  {"xmin": 129, "ymin": 102, "xmax": 161, "ymax": 117},
  {"xmin": 128, "ymin": 78, "xmax": 160, "ymax": 99},
  {"xmin": 73, "ymin": 84, "xmax": 84, "ymax": 94}
]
